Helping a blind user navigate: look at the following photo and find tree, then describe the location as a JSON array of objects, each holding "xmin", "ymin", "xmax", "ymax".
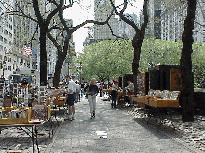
[
  {"xmin": 47, "ymin": 0, "xmax": 116, "ymax": 87},
  {"xmin": 2, "ymin": 0, "xmax": 64, "ymax": 86},
  {"xmin": 180, "ymin": 0, "xmax": 197, "ymax": 122},
  {"xmin": 3, "ymin": 0, "xmax": 116, "ymax": 87},
  {"xmin": 32, "ymin": 0, "xmax": 64, "ymax": 86},
  {"xmin": 109, "ymin": 0, "xmax": 149, "ymax": 93},
  {"xmin": 78, "ymin": 40, "xmax": 133, "ymax": 81}
]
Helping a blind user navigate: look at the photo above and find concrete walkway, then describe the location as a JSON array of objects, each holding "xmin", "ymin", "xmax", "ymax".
[{"xmin": 45, "ymin": 96, "xmax": 197, "ymax": 153}]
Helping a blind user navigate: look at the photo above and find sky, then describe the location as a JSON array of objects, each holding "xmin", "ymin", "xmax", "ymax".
[{"xmin": 63, "ymin": 0, "xmax": 144, "ymax": 54}]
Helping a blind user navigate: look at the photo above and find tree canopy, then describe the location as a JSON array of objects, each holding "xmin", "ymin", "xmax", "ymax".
[{"xmin": 79, "ymin": 39, "xmax": 205, "ymax": 86}]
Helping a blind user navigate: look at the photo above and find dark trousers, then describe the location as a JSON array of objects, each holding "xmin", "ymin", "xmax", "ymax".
[
  {"xmin": 100, "ymin": 89, "xmax": 102, "ymax": 97},
  {"xmin": 112, "ymin": 96, "xmax": 117, "ymax": 108}
]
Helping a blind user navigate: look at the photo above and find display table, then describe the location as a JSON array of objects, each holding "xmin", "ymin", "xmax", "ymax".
[
  {"xmin": 0, "ymin": 123, "xmax": 40, "ymax": 153},
  {"xmin": 53, "ymin": 96, "xmax": 66, "ymax": 106}
]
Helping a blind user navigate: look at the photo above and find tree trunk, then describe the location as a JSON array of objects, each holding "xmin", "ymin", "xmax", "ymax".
[
  {"xmin": 132, "ymin": 30, "xmax": 146, "ymax": 94},
  {"xmin": 53, "ymin": 39, "xmax": 69, "ymax": 87},
  {"xmin": 180, "ymin": 0, "xmax": 196, "ymax": 122},
  {"xmin": 132, "ymin": 43, "xmax": 142, "ymax": 94},
  {"xmin": 39, "ymin": 24, "xmax": 48, "ymax": 86},
  {"xmin": 53, "ymin": 58, "xmax": 64, "ymax": 88}
]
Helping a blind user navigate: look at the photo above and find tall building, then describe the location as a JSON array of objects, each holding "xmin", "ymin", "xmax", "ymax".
[
  {"xmin": 94, "ymin": 0, "xmax": 118, "ymax": 40},
  {"xmin": 0, "ymin": 0, "xmax": 71, "ymax": 85},
  {"xmin": 143, "ymin": 0, "xmax": 162, "ymax": 39},
  {"xmin": 0, "ymin": 0, "xmax": 31, "ymax": 80},
  {"xmin": 118, "ymin": 13, "xmax": 139, "ymax": 40},
  {"xmin": 160, "ymin": 1, "xmax": 187, "ymax": 42},
  {"xmin": 84, "ymin": 0, "xmax": 140, "ymax": 45},
  {"xmin": 160, "ymin": 0, "xmax": 205, "ymax": 44}
]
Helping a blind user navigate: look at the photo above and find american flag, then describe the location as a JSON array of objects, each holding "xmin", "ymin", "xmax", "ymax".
[{"xmin": 23, "ymin": 45, "xmax": 32, "ymax": 56}]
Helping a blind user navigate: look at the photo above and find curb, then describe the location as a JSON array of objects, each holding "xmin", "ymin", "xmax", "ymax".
[{"xmin": 44, "ymin": 121, "xmax": 64, "ymax": 153}]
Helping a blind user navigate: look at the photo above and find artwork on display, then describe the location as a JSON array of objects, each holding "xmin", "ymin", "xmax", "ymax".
[
  {"xmin": 137, "ymin": 72, "xmax": 149, "ymax": 95},
  {"xmin": 170, "ymin": 69, "xmax": 182, "ymax": 91}
]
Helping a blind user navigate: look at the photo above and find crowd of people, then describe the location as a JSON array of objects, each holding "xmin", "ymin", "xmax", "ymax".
[{"xmin": 62, "ymin": 76, "xmax": 134, "ymax": 121}]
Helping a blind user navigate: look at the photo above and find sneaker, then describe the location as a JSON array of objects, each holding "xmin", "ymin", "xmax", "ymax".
[
  {"xmin": 72, "ymin": 116, "xmax": 75, "ymax": 120},
  {"xmin": 66, "ymin": 110, "xmax": 69, "ymax": 114},
  {"xmin": 69, "ymin": 118, "xmax": 73, "ymax": 121},
  {"xmin": 64, "ymin": 118, "xmax": 72, "ymax": 121}
]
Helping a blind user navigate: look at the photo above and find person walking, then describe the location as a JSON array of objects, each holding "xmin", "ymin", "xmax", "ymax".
[
  {"xmin": 99, "ymin": 82, "xmax": 104, "ymax": 97},
  {"xmin": 111, "ymin": 80, "xmax": 118, "ymax": 108},
  {"xmin": 65, "ymin": 76, "xmax": 76, "ymax": 121},
  {"xmin": 86, "ymin": 78, "xmax": 99, "ymax": 119}
]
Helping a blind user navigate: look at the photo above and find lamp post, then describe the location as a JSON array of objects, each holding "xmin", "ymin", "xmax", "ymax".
[{"xmin": 79, "ymin": 61, "xmax": 82, "ymax": 84}]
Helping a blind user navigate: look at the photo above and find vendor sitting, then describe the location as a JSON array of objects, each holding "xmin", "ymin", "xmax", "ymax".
[{"xmin": 125, "ymin": 81, "xmax": 134, "ymax": 92}]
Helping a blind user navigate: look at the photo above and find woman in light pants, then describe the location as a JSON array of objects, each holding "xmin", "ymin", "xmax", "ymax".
[
  {"xmin": 87, "ymin": 78, "xmax": 99, "ymax": 119},
  {"xmin": 88, "ymin": 95, "xmax": 96, "ymax": 116}
]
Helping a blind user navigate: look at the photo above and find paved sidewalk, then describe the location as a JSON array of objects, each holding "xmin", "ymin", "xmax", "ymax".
[{"xmin": 45, "ymin": 96, "xmax": 200, "ymax": 153}]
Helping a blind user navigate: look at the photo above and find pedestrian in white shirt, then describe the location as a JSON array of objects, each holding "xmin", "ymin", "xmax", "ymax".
[{"xmin": 65, "ymin": 76, "xmax": 76, "ymax": 121}]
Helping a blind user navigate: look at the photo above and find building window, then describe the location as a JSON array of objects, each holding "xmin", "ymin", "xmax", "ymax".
[
  {"xmin": 4, "ymin": 38, "xmax": 7, "ymax": 43},
  {"xmin": 0, "ymin": 35, "xmax": 3, "ymax": 41},
  {"xmin": 203, "ymin": 37, "xmax": 205, "ymax": 42},
  {"xmin": 4, "ymin": 56, "xmax": 7, "ymax": 62},
  {"xmin": 8, "ymin": 58, "xmax": 11, "ymax": 62},
  {"xmin": 4, "ymin": 30, "xmax": 8, "ymax": 35},
  {"xmin": 8, "ymin": 66, "xmax": 11, "ymax": 71}
]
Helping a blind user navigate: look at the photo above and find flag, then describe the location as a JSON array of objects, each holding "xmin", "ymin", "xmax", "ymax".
[
  {"xmin": 23, "ymin": 45, "xmax": 32, "ymax": 56},
  {"xmin": 32, "ymin": 48, "xmax": 36, "ymax": 56}
]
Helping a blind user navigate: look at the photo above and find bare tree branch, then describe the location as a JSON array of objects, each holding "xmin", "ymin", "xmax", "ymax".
[
  {"xmin": 120, "ymin": 0, "xmax": 128, "ymax": 14},
  {"xmin": 29, "ymin": 25, "xmax": 39, "ymax": 44},
  {"xmin": 71, "ymin": 9, "xmax": 115, "ymax": 33},
  {"xmin": 194, "ymin": 20, "xmax": 205, "ymax": 27},
  {"xmin": 107, "ymin": 23, "xmax": 128, "ymax": 40},
  {"xmin": 47, "ymin": 0, "xmax": 64, "ymax": 23},
  {"xmin": 47, "ymin": 32, "xmax": 62, "ymax": 55},
  {"xmin": 109, "ymin": 0, "xmax": 140, "ymax": 32}
]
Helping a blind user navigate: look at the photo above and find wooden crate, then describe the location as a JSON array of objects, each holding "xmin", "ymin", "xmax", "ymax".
[
  {"xmin": 142, "ymin": 97, "xmax": 149, "ymax": 105},
  {"xmin": 148, "ymin": 99, "xmax": 179, "ymax": 108},
  {"xmin": 167, "ymin": 99, "xmax": 179, "ymax": 107},
  {"xmin": 149, "ymin": 99, "xmax": 168, "ymax": 107},
  {"xmin": 137, "ymin": 102, "xmax": 145, "ymax": 108},
  {"xmin": 0, "ymin": 107, "xmax": 32, "ymax": 124}
]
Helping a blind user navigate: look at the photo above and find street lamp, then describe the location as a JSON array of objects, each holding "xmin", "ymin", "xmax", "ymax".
[{"xmin": 79, "ymin": 61, "xmax": 82, "ymax": 84}]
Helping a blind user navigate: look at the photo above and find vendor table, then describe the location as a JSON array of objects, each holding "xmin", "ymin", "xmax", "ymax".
[{"xmin": 0, "ymin": 123, "xmax": 39, "ymax": 153}]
